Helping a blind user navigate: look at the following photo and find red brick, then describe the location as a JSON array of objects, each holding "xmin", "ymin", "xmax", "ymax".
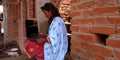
[
  {"xmin": 82, "ymin": 18, "xmax": 95, "ymax": 24},
  {"xmin": 90, "ymin": 26, "xmax": 115, "ymax": 35},
  {"xmin": 86, "ymin": 51, "xmax": 94, "ymax": 59},
  {"xmin": 71, "ymin": 0, "xmax": 78, "ymax": 3},
  {"xmin": 92, "ymin": 6, "xmax": 120, "ymax": 15},
  {"xmin": 62, "ymin": 0, "xmax": 70, "ymax": 4},
  {"xmin": 109, "ymin": 0, "xmax": 117, "ymax": 4},
  {"xmin": 106, "ymin": 38, "xmax": 120, "ymax": 48},
  {"xmin": 71, "ymin": 47, "xmax": 81, "ymax": 59},
  {"xmin": 7, "ymin": 4, "xmax": 18, "ymax": 42},
  {"xmin": 70, "ymin": 44, "xmax": 77, "ymax": 51},
  {"xmin": 8, "ymin": 0, "xmax": 18, "ymax": 3},
  {"xmin": 80, "ymin": 42, "xmax": 101, "ymax": 54},
  {"xmin": 71, "ymin": 5, "xmax": 78, "ymax": 10},
  {"xmin": 71, "ymin": 33, "xmax": 79, "ymax": 40},
  {"xmin": 8, "ymin": 5, "xmax": 16, "ymax": 17},
  {"xmin": 78, "ymin": 34, "xmax": 101, "ymax": 43},
  {"xmin": 95, "ymin": 55, "xmax": 105, "ymax": 60},
  {"xmin": 117, "ymin": 27, "xmax": 120, "ymax": 34},
  {"xmin": 114, "ymin": 50, "xmax": 120, "ymax": 60},
  {"xmin": 76, "ymin": 48, "xmax": 89, "ymax": 60},
  {"xmin": 71, "ymin": 18, "xmax": 95, "ymax": 25},
  {"xmin": 78, "ymin": 57, "xmax": 88, "ymax": 60},
  {"xmin": 79, "ymin": 26, "xmax": 89, "ymax": 33},
  {"xmin": 71, "ymin": 19, "xmax": 80, "ymax": 25},
  {"xmin": 70, "ymin": 52, "xmax": 79, "ymax": 60},
  {"xmin": 78, "ymin": 1, "xmax": 95, "ymax": 9},
  {"xmin": 70, "ymin": 0, "xmax": 120, "ymax": 60},
  {"xmin": 70, "ymin": 26, "xmax": 80, "ymax": 32},
  {"xmin": 95, "ymin": 17, "xmax": 108, "ymax": 24},
  {"xmin": 54, "ymin": 3, "xmax": 60, "ymax": 8},
  {"xmin": 108, "ymin": 17, "xmax": 120, "ymax": 24},
  {"xmin": 71, "ymin": 39, "xmax": 79, "ymax": 46},
  {"xmin": 80, "ymin": 41, "xmax": 89, "ymax": 49},
  {"xmin": 89, "ymin": 44, "xmax": 113, "ymax": 56},
  {"xmin": 51, "ymin": 0, "xmax": 56, "ymax": 3},
  {"xmin": 71, "ymin": 11, "xmax": 81, "ymax": 17},
  {"xmin": 82, "ymin": 10, "xmax": 92, "ymax": 16},
  {"xmin": 78, "ymin": 34, "xmax": 92, "ymax": 41},
  {"xmin": 95, "ymin": 0, "xmax": 108, "ymax": 6}
]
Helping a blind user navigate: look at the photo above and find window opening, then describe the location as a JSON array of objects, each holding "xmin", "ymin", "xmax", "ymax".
[{"xmin": 97, "ymin": 34, "xmax": 109, "ymax": 45}]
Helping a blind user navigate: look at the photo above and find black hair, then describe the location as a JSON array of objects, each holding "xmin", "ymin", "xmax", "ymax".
[{"xmin": 41, "ymin": 3, "xmax": 61, "ymax": 25}]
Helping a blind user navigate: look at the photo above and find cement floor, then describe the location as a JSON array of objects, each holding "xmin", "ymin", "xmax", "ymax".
[
  {"xmin": 0, "ymin": 52, "xmax": 72, "ymax": 60},
  {"xmin": 0, "ymin": 55, "xmax": 30, "ymax": 60}
]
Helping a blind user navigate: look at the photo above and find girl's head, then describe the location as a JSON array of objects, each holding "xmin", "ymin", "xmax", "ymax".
[{"xmin": 41, "ymin": 3, "xmax": 60, "ymax": 19}]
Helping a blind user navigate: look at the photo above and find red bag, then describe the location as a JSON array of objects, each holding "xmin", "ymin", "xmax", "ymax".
[{"xmin": 24, "ymin": 40, "xmax": 44, "ymax": 58}]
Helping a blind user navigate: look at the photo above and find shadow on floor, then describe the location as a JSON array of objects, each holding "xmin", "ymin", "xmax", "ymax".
[
  {"xmin": 0, "ymin": 53, "xmax": 73, "ymax": 60},
  {"xmin": 65, "ymin": 52, "xmax": 73, "ymax": 60}
]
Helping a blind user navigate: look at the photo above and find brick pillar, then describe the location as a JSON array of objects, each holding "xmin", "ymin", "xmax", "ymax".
[{"xmin": 3, "ymin": 0, "xmax": 19, "ymax": 43}]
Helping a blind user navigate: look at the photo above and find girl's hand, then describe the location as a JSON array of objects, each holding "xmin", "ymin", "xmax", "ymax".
[
  {"xmin": 47, "ymin": 37, "xmax": 51, "ymax": 43},
  {"xmin": 36, "ymin": 37, "xmax": 51, "ymax": 44},
  {"xmin": 36, "ymin": 38, "xmax": 44, "ymax": 44},
  {"xmin": 39, "ymin": 33, "xmax": 43, "ymax": 35}
]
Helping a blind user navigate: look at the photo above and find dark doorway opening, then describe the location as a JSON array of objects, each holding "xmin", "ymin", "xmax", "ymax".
[{"xmin": 25, "ymin": 20, "xmax": 39, "ymax": 39}]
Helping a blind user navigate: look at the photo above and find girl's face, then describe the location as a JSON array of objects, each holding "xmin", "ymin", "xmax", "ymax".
[{"xmin": 42, "ymin": 10, "xmax": 52, "ymax": 19}]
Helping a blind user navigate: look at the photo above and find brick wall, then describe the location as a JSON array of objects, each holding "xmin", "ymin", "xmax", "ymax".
[
  {"xmin": 71, "ymin": 0, "xmax": 120, "ymax": 60},
  {"xmin": 59, "ymin": 0, "xmax": 71, "ymax": 22},
  {"xmin": 51, "ymin": 0, "xmax": 60, "ymax": 7},
  {"xmin": 5, "ymin": 0, "xmax": 19, "ymax": 42}
]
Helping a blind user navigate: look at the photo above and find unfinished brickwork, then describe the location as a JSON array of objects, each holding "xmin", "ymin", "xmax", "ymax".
[
  {"xmin": 3, "ymin": 0, "xmax": 18, "ymax": 42},
  {"xmin": 71, "ymin": 0, "xmax": 120, "ymax": 60},
  {"xmin": 3, "ymin": 0, "xmax": 120, "ymax": 60}
]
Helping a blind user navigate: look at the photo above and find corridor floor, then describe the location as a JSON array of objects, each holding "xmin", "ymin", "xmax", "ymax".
[
  {"xmin": 0, "ymin": 55, "xmax": 30, "ymax": 60},
  {"xmin": 0, "ymin": 52, "xmax": 72, "ymax": 60}
]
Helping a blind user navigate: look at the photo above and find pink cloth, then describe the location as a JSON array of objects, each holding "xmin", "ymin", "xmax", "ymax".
[
  {"xmin": 24, "ymin": 40, "xmax": 44, "ymax": 59},
  {"xmin": 35, "ymin": 52, "xmax": 44, "ymax": 60}
]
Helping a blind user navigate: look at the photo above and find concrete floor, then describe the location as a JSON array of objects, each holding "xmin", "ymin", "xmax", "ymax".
[
  {"xmin": 0, "ymin": 52, "xmax": 72, "ymax": 60},
  {"xmin": 0, "ymin": 55, "xmax": 30, "ymax": 60}
]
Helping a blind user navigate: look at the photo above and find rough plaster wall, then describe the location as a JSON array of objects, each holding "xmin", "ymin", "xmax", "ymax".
[{"xmin": 36, "ymin": 0, "xmax": 50, "ymax": 35}]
